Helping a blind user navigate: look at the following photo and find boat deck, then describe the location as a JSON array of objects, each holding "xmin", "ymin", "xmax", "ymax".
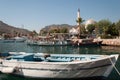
[{"xmin": 5, "ymin": 52, "xmax": 107, "ymax": 62}]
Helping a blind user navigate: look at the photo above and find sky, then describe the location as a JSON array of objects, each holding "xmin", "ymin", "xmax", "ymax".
[{"xmin": 0, "ymin": 0, "xmax": 120, "ymax": 32}]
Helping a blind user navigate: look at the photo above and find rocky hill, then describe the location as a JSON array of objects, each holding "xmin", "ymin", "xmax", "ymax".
[
  {"xmin": 0, "ymin": 21, "xmax": 31, "ymax": 35},
  {"xmin": 40, "ymin": 24, "xmax": 76, "ymax": 34}
]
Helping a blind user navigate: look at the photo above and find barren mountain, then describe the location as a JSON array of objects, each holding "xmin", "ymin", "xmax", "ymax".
[{"xmin": 0, "ymin": 21, "xmax": 31, "ymax": 35}]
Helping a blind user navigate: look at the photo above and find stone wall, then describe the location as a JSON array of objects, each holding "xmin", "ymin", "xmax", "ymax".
[{"xmin": 101, "ymin": 39, "xmax": 120, "ymax": 46}]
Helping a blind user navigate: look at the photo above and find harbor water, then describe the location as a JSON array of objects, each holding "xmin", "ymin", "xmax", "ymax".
[{"xmin": 0, "ymin": 42, "xmax": 120, "ymax": 80}]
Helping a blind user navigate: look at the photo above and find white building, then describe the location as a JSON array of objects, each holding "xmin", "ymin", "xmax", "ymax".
[{"xmin": 69, "ymin": 28, "xmax": 79, "ymax": 35}]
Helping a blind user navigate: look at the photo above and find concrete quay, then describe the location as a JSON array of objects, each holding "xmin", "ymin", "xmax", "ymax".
[{"xmin": 101, "ymin": 39, "xmax": 120, "ymax": 46}]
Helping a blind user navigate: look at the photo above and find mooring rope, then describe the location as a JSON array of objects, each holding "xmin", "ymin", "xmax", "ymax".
[{"xmin": 109, "ymin": 57, "xmax": 120, "ymax": 76}]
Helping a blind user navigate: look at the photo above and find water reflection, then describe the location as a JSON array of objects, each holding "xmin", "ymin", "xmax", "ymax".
[
  {"xmin": 27, "ymin": 45, "xmax": 103, "ymax": 54},
  {"xmin": 0, "ymin": 43, "xmax": 29, "ymax": 53},
  {"xmin": 101, "ymin": 46, "xmax": 120, "ymax": 54},
  {"xmin": 0, "ymin": 43, "xmax": 120, "ymax": 55}
]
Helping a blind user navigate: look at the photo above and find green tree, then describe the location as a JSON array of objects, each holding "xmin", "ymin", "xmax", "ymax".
[
  {"xmin": 97, "ymin": 19, "xmax": 112, "ymax": 35},
  {"xmin": 49, "ymin": 28, "xmax": 60, "ymax": 33},
  {"xmin": 87, "ymin": 24, "xmax": 95, "ymax": 34},
  {"xmin": 80, "ymin": 24, "xmax": 87, "ymax": 35},
  {"xmin": 107, "ymin": 23, "xmax": 119, "ymax": 37},
  {"xmin": 60, "ymin": 27, "xmax": 68, "ymax": 33},
  {"xmin": 76, "ymin": 18, "xmax": 83, "ymax": 25},
  {"xmin": 30, "ymin": 30, "xmax": 38, "ymax": 37},
  {"xmin": 76, "ymin": 17, "xmax": 85, "ymax": 36},
  {"xmin": 115, "ymin": 20, "xmax": 120, "ymax": 37}
]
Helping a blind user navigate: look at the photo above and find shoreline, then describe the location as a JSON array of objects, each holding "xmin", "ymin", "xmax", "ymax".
[{"xmin": 101, "ymin": 39, "xmax": 120, "ymax": 47}]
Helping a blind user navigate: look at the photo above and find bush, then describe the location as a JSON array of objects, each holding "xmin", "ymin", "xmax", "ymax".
[{"xmin": 100, "ymin": 34, "xmax": 116, "ymax": 39}]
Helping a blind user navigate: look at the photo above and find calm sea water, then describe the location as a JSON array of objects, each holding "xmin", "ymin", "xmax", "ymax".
[{"xmin": 0, "ymin": 42, "xmax": 120, "ymax": 80}]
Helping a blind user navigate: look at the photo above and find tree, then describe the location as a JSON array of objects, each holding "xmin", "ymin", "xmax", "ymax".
[
  {"xmin": 80, "ymin": 24, "xmax": 87, "ymax": 35},
  {"xmin": 86, "ymin": 24, "xmax": 95, "ymax": 34},
  {"xmin": 76, "ymin": 18, "xmax": 83, "ymax": 25},
  {"xmin": 49, "ymin": 28, "xmax": 60, "ymax": 33},
  {"xmin": 115, "ymin": 20, "xmax": 120, "ymax": 37},
  {"xmin": 30, "ymin": 30, "xmax": 38, "ymax": 37},
  {"xmin": 107, "ymin": 23, "xmax": 119, "ymax": 36},
  {"xmin": 97, "ymin": 19, "xmax": 112, "ymax": 35},
  {"xmin": 76, "ymin": 17, "xmax": 85, "ymax": 37},
  {"xmin": 60, "ymin": 27, "xmax": 68, "ymax": 33}
]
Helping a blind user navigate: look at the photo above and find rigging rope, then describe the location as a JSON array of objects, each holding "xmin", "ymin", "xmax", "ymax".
[{"xmin": 109, "ymin": 57, "xmax": 120, "ymax": 76}]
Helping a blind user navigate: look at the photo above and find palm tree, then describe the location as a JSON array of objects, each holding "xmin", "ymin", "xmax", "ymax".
[{"xmin": 76, "ymin": 17, "xmax": 85, "ymax": 37}]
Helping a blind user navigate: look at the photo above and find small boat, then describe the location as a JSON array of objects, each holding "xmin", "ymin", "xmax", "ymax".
[
  {"xmin": 0, "ymin": 52, "xmax": 119, "ymax": 79},
  {"xmin": 13, "ymin": 36, "xmax": 27, "ymax": 42},
  {"xmin": 0, "ymin": 39, "xmax": 15, "ymax": 43},
  {"xmin": 27, "ymin": 35, "xmax": 73, "ymax": 46},
  {"xmin": 0, "ymin": 36, "xmax": 27, "ymax": 43},
  {"xmin": 27, "ymin": 39, "xmax": 72, "ymax": 46}
]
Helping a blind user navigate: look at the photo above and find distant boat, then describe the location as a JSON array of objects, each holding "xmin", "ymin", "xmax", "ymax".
[
  {"xmin": 0, "ymin": 39, "xmax": 15, "ymax": 43},
  {"xmin": 27, "ymin": 37, "xmax": 102, "ymax": 47},
  {"xmin": 0, "ymin": 52, "xmax": 119, "ymax": 79},
  {"xmin": 27, "ymin": 39, "xmax": 72, "ymax": 46},
  {"xmin": 0, "ymin": 36, "xmax": 27, "ymax": 43},
  {"xmin": 27, "ymin": 36, "xmax": 72, "ymax": 46},
  {"xmin": 13, "ymin": 36, "xmax": 27, "ymax": 42}
]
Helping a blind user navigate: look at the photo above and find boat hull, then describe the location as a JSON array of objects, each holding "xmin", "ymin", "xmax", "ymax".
[
  {"xmin": 14, "ymin": 65, "xmax": 111, "ymax": 78},
  {"xmin": 1, "ymin": 55, "xmax": 117, "ymax": 79}
]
